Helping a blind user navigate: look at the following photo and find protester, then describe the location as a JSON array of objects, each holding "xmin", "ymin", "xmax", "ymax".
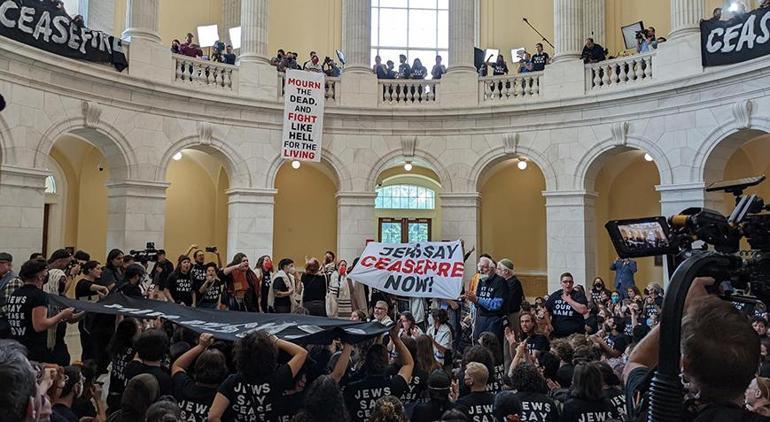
[
  {"xmin": 454, "ymin": 362, "xmax": 495, "ymax": 420},
  {"xmin": 560, "ymin": 362, "xmax": 619, "ymax": 421},
  {"xmin": 580, "ymin": 38, "xmax": 606, "ymax": 63},
  {"xmin": 531, "ymin": 43, "xmax": 549, "ymax": 71},
  {"xmin": 545, "ymin": 273, "xmax": 588, "ymax": 338},
  {"xmin": 220, "ymin": 253, "xmax": 259, "ymax": 312},
  {"xmin": 468, "ymin": 256, "xmax": 509, "ymax": 343},
  {"xmin": 171, "ymin": 333, "xmax": 226, "ymax": 421},
  {"xmin": 431, "ymin": 55, "xmax": 447, "ymax": 79},
  {"xmin": 271, "ymin": 258, "xmax": 297, "ymax": 313},
  {"xmin": 302, "ymin": 258, "xmax": 328, "ymax": 317}
]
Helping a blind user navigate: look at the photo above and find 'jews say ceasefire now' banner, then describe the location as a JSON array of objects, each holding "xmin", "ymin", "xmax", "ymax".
[
  {"xmin": 0, "ymin": 0, "xmax": 128, "ymax": 71},
  {"xmin": 349, "ymin": 241, "xmax": 465, "ymax": 300},
  {"xmin": 700, "ymin": 6, "xmax": 770, "ymax": 67},
  {"xmin": 281, "ymin": 69, "xmax": 325, "ymax": 162}
]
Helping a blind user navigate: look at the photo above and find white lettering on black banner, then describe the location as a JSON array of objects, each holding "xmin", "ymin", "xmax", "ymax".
[{"xmin": 701, "ymin": 7, "xmax": 770, "ymax": 66}]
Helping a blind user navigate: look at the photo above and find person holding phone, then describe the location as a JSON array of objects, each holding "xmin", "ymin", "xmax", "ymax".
[{"xmin": 196, "ymin": 263, "xmax": 223, "ymax": 309}]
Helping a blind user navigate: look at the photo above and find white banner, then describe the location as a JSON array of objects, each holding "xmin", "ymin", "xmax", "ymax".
[
  {"xmin": 349, "ymin": 241, "xmax": 465, "ymax": 299},
  {"xmin": 281, "ymin": 69, "xmax": 325, "ymax": 162}
]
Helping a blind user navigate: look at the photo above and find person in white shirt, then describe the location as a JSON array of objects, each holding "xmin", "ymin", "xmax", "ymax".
[{"xmin": 427, "ymin": 308, "xmax": 453, "ymax": 366}]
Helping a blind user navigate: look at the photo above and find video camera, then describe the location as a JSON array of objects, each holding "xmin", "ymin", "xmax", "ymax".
[
  {"xmin": 605, "ymin": 176, "xmax": 770, "ymax": 422},
  {"xmin": 130, "ymin": 242, "xmax": 159, "ymax": 264}
]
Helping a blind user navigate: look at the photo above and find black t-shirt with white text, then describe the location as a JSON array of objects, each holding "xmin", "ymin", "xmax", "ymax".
[
  {"xmin": 196, "ymin": 278, "xmax": 223, "ymax": 309},
  {"xmin": 560, "ymin": 396, "xmax": 619, "ymax": 422},
  {"xmin": 108, "ymin": 347, "xmax": 135, "ymax": 400},
  {"xmin": 454, "ymin": 391, "xmax": 496, "ymax": 422},
  {"xmin": 386, "ymin": 365, "xmax": 427, "ymax": 405},
  {"xmin": 605, "ymin": 333, "xmax": 631, "ymax": 354},
  {"xmin": 124, "ymin": 361, "xmax": 173, "ymax": 397},
  {"xmin": 218, "ymin": 364, "xmax": 294, "ymax": 422},
  {"xmin": 173, "ymin": 372, "xmax": 217, "ymax": 422},
  {"xmin": 7, "ymin": 284, "xmax": 48, "ymax": 361},
  {"xmin": 604, "ymin": 386, "xmax": 626, "ymax": 420},
  {"xmin": 164, "ymin": 271, "xmax": 194, "ymax": 306},
  {"xmin": 526, "ymin": 333, "xmax": 551, "ymax": 354},
  {"xmin": 190, "ymin": 263, "xmax": 207, "ymax": 289},
  {"xmin": 545, "ymin": 289, "xmax": 588, "ymax": 338},
  {"xmin": 344, "ymin": 373, "xmax": 409, "ymax": 422},
  {"xmin": 531, "ymin": 52, "xmax": 550, "ymax": 71},
  {"xmin": 475, "ymin": 274, "xmax": 509, "ymax": 317},
  {"xmin": 513, "ymin": 391, "xmax": 559, "ymax": 422}
]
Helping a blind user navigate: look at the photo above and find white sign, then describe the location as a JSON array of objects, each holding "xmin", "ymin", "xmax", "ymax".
[
  {"xmin": 349, "ymin": 241, "xmax": 465, "ymax": 299},
  {"xmin": 281, "ymin": 69, "xmax": 326, "ymax": 162}
]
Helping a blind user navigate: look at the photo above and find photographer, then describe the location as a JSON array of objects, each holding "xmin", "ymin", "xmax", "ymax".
[
  {"xmin": 150, "ymin": 250, "xmax": 174, "ymax": 289},
  {"xmin": 323, "ymin": 57, "xmax": 341, "ymax": 77},
  {"xmin": 624, "ymin": 277, "xmax": 765, "ymax": 421}
]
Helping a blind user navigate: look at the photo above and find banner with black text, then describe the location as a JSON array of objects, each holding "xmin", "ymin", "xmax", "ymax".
[
  {"xmin": 348, "ymin": 241, "xmax": 465, "ymax": 300},
  {"xmin": 701, "ymin": 7, "xmax": 770, "ymax": 67},
  {"xmin": 0, "ymin": 0, "xmax": 128, "ymax": 71},
  {"xmin": 281, "ymin": 69, "xmax": 325, "ymax": 162},
  {"xmin": 48, "ymin": 293, "xmax": 388, "ymax": 344}
]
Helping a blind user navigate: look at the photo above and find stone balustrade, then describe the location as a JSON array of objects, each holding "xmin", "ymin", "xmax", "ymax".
[
  {"xmin": 479, "ymin": 72, "xmax": 544, "ymax": 103},
  {"xmin": 173, "ymin": 54, "xmax": 238, "ymax": 91},
  {"xmin": 585, "ymin": 52, "xmax": 654, "ymax": 91},
  {"xmin": 277, "ymin": 72, "xmax": 339, "ymax": 103},
  {"xmin": 378, "ymin": 79, "xmax": 439, "ymax": 106}
]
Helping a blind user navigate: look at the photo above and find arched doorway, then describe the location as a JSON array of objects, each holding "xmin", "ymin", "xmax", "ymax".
[
  {"xmin": 163, "ymin": 149, "xmax": 230, "ymax": 259},
  {"xmin": 479, "ymin": 158, "xmax": 548, "ymax": 297},
  {"xmin": 273, "ymin": 161, "xmax": 338, "ymax": 264},
  {"xmin": 374, "ymin": 166, "xmax": 443, "ymax": 243},
  {"xmin": 706, "ymin": 132, "xmax": 770, "ymax": 216}
]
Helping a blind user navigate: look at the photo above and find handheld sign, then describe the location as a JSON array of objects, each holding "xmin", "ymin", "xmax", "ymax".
[
  {"xmin": 349, "ymin": 241, "xmax": 465, "ymax": 300},
  {"xmin": 281, "ymin": 69, "xmax": 326, "ymax": 162}
]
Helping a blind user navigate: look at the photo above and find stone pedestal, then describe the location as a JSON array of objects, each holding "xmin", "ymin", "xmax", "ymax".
[
  {"xmin": 340, "ymin": 72, "xmax": 378, "ymax": 108},
  {"xmin": 239, "ymin": 61, "xmax": 280, "ymax": 101},
  {"xmin": 441, "ymin": 193, "xmax": 480, "ymax": 284},
  {"xmin": 0, "ymin": 166, "xmax": 47, "ymax": 260},
  {"xmin": 337, "ymin": 193, "xmax": 376, "ymax": 262},
  {"xmin": 226, "ymin": 188, "xmax": 276, "ymax": 261},
  {"xmin": 122, "ymin": 0, "xmax": 173, "ymax": 83},
  {"xmin": 542, "ymin": 59, "xmax": 586, "ymax": 100},
  {"xmin": 438, "ymin": 71, "xmax": 479, "ymax": 108},
  {"xmin": 106, "ymin": 180, "xmax": 168, "ymax": 253},
  {"xmin": 544, "ymin": 191, "xmax": 597, "ymax": 292},
  {"xmin": 653, "ymin": 32, "xmax": 703, "ymax": 81}
]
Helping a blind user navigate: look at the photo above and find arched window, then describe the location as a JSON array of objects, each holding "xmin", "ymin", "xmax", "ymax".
[
  {"xmin": 371, "ymin": 0, "xmax": 449, "ymax": 72},
  {"xmin": 375, "ymin": 184, "xmax": 435, "ymax": 209},
  {"xmin": 45, "ymin": 176, "xmax": 57, "ymax": 194}
]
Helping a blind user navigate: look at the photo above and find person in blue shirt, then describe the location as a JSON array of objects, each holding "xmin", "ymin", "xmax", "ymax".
[{"xmin": 610, "ymin": 257, "xmax": 637, "ymax": 299}]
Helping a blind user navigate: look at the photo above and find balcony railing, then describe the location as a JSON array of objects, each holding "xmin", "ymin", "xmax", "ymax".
[
  {"xmin": 173, "ymin": 54, "xmax": 238, "ymax": 91},
  {"xmin": 585, "ymin": 52, "xmax": 654, "ymax": 91},
  {"xmin": 479, "ymin": 72, "xmax": 544, "ymax": 103},
  {"xmin": 277, "ymin": 72, "xmax": 339, "ymax": 103},
  {"xmin": 378, "ymin": 79, "xmax": 439, "ymax": 106}
]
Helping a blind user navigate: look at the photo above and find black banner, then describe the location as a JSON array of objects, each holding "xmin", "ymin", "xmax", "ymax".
[
  {"xmin": 701, "ymin": 7, "xmax": 770, "ymax": 67},
  {"xmin": 0, "ymin": 0, "xmax": 127, "ymax": 71},
  {"xmin": 49, "ymin": 294, "xmax": 389, "ymax": 344}
]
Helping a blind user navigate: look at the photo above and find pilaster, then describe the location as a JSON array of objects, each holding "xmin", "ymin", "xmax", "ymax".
[
  {"xmin": 441, "ymin": 193, "xmax": 480, "ymax": 283},
  {"xmin": 337, "ymin": 192, "xmax": 376, "ymax": 262},
  {"xmin": 226, "ymin": 188, "xmax": 276, "ymax": 262},
  {"xmin": 106, "ymin": 180, "xmax": 169, "ymax": 254},
  {"xmin": 0, "ymin": 165, "xmax": 47, "ymax": 260}
]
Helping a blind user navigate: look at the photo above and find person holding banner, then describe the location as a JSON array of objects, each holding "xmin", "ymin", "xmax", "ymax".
[
  {"xmin": 467, "ymin": 256, "xmax": 509, "ymax": 346},
  {"xmin": 269, "ymin": 258, "xmax": 297, "ymax": 314}
]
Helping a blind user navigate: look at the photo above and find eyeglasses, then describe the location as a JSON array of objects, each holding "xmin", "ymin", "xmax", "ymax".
[{"xmin": 375, "ymin": 306, "xmax": 387, "ymax": 311}]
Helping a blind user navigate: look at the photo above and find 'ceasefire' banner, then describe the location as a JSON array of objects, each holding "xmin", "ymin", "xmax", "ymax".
[
  {"xmin": 700, "ymin": 7, "xmax": 770, "ymax": 67},
  {"xmin": 349, "ymin": 241, "xmax": 465, "ymax": 300},
  {"xmin": 281, "ymin": 69, "xmax": 325, "ymax": 162},
  {"xmin": 0, "ymin": 0, "xmax": 128, "ymax": 71},
  {"xmin": 49, "ymin": 293, "xmax": 389, "ymax": 343}
]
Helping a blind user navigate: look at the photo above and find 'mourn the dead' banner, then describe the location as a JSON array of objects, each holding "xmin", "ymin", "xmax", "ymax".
[
  {"xmin": 0, "ymin": 0, "xmax": 128, "ymax": 71},
  {"xmin": 49, "ymin": 293, "xmax": 389, "ymax": 343},
  {"xmin": 701, "ymin": 7, "xmax": 770, "ymax": 67}
]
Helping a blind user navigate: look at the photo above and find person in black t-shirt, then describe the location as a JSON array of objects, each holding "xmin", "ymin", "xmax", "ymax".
[
  {"xmin": 196, "ymin": 262, "xmax": 224, "ymax": 309},
  {"xmin": 162, "ymin": 255, "xmax": 194, "ymax": 306},
  {"xmin": 397, "ymin": 54, "xmax": 412, "ymax": 79},
  {"xmin": 271, "ymin": 258, "xmax": 296, "ymax": 313},
  {"xmin": 208, "ymin": 330, "xmax": 308, "ymax": 422},
  {"xmin": 519, "ymin": 312, "xmax": 550, "ymax": 356},
  {"xmin": 255, "ymin": 255, "xmax": 273, "ymax": 313},
  {"xmin": 171, "ymin": 333, "xmax": 227, "ymax": 422},
  {"xmin": 468, "ymin": 256, "xmax": 509, "ymax": 343},
  {"xmin": 189, "ymin": 249, "xmax": 208, "ymax": 294},
  {"xmin": 431, "ymin": 55, "xmax": 447, "ymax": 80},
  {"xmin": 531, "ymin": 43, "xmax": 550, "ymax": 72},
  {"xmin": 596, "ymin": 361, "xmax": 626, "ymax": 420},
  {"xmin": 545, "ymin": 273, "xmax": 588, "ymax": 338},
  {"xmin": 561, "ymin": 362, "xmax": 619, "ymax": 422},
  {"xmin": 101, "ymin": 249, "xmax": 125, "ymax": 291},
  {"xmin": 52, "ymin": 365, "xmax": 83, "ymax": 422},
  {"xmin": 119, "ymin": 264, "xmax": 146, "ymax": 299},
  {"xmin": 75, "ymin": 260, "xmax": 109, "ymax": 361},
  {"xmin": 124, "ymin": 329, "xmax": 173, "ymax": 397},
  {"xmin": 624, "ymin": 278, "xmax": 770, "ymax": 422},
  {"xmin": 509, "ymin": 362, "xmax": 559, "ymax": 422},
  {"xmin": 412, "ymin": 370, "xmax": 454, "ymax": 422},
  {"xmin": 454, "ymin": 362, "xmax": 496, "ymax": 421},
  {"xmin": 106, "ymin": 317, "xmax": 141, "ymax": 413},
  {"xmin": 293, "ymin": 375, "xmax": 350, "ymax": 422},
  {"xmin": 150, "ymin": 250, "xmax": 174, "ymax": 290},
  {"xmin": 591, "ymin": 316, "xmax": 630, "ymax": 359},
  {"xmin": 7, "ymin": 259, "xmax": 74, "ymax": 362},
  {"xmin": 580, "ymin": 38, "xmax": 606, "ymax": 63},
  {"xmin": 301, "ymin": 258, "xmax": 328, "ymax": 317}
]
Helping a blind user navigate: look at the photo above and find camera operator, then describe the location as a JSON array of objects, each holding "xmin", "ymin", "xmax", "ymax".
[
  {"xmin": 150, "ymin": 250, "xmax": 174, "ymax": 289},
  {"xmin": 624, "ymin": 277, "xmax": 766, "ymax": 421},
  {"xmin": 323, "ymin": 57, "xmax": 341, "ymax": 77}
]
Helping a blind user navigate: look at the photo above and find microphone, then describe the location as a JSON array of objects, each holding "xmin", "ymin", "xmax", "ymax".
[{"xmin": 522, "ymin": 17, "xmax": 528, "ymax": 22}]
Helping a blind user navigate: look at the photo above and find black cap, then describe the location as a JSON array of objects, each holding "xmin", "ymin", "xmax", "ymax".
[
  {"xmin": 494, "ymin": 391, "xmax": 523, "ymax": 419},
  {"xmin": 48, "ymin": 248, "xmax": 72, "ymax": 263},
  {"xmin": 427, "ymin": 370, "xmax": 451, "ymax": 390},
  {"xmin": 0, "ymin": 252, "xmax": 11, "ymax": 263}
]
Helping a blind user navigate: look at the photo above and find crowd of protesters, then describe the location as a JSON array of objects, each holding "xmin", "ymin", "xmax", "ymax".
[{"xmin": 1, "ymin": 243, "xmax": 769, "ymax": 422}]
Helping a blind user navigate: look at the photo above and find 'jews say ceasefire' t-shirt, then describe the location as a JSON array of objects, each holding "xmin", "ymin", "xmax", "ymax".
[
  {"xmin": 164, "ymin": 271, "xmax": 194, "ymax": 306},
  {"xmin": 545, "ymin": 289, "xmax": 588, "ymax": 338},
  {"xmin": 218, "ymin": 364, "xmax": 294, "ymax": 422},
  {"xmin": 513, "ymin": 391, "xmax": 559, "ymax": 422},
  {"xmin": 344, "ymin": 374, "xmax": 409, "ymax": 422},
  {"xmin": 7, "ymin": 284, "xmax": 48, "ymax": 361},
  {"xmin": 560, "ymin": 396, "xmax": 619, "ymax": 422},
  {"xmin": 173, "ymin": 372, "xmax": 217, "ymax": 422},
  {"xmin": 454, "ymin": 391, "xmax": 496, "ymax": 422}
]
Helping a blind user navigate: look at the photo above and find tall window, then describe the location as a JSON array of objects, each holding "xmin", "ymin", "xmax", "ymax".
[
  {"xmin": 45, "ymin": 176, "xmax": 57, "ymax": 194},
  {"xmin": 375, "ymin": 184, "xmax": 436, "ymax": 210},
  {"xmin": 371, "ymin": 0, "xmax": 449, "ymax": 74}
]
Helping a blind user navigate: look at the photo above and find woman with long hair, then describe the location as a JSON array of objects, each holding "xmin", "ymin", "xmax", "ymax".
[
  {"xmin": 162, "ymin": 255, "xmax": 194, "ymax": 306},
  {"xmin": 427, "ymin": 308, "xmax": 453, "ymax": 367},
  {"xmin": 221, "ymin": 253, "xmax": 259, "ymax": 312},
  {"xmin": 102, "ymin": 249, "xmax": 125, "ymax": 290},
  {"xmin": 328, "ymin": 258, "xmax": 353, "ymax": 319},
  {"xmin": 255, "ymin": 255, "xmax": 273, "ymax": 312},
  {"xmin": 478, "ymin": 331, "xmax": 504, "ymax": 394},
  {"xmin": 415, "ymin": 335, "xmax": 441, "ymax": 375},
  {"xmin": 293, "ymin": 375, "xmax": 349, "ymax": 422},
  {"xmin": 560, "ymin": 362, "xmax": 619, "ymax": 422},
  {"xmin": 106, "ymin": 318, "xmax": 142, "ymax": 414},
  {"xmin": 301, "ymin": 258, "xmax": 328, "ymax": 317}
]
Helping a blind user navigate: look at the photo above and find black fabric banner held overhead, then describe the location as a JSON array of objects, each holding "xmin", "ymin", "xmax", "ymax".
[
  {"xmin": 49, "ymin": 293, "xmax": 390, "ymax": 344},
  {"xmin": 700, "ymin": 7, "xmax": 770, "ymax": 67},
  {"xmin": 0, "ymin": 0, "xmax": 128, "ymax": 71}
]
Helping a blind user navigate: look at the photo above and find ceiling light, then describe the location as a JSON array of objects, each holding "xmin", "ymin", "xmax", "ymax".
[
  {"xmin": 291, "ymin": 160, "xmax": 301, "ymax": 169},
  {"xmin": 173, "ymin": 152, "xmax": 183, "ymax": 161},
  {"xmin": 644, "ymin": 153, "xmax": 653, "ymax": 162},
  {"xmin": 404, "ymin": 162, "xmax": 413, "ymax": 171},
  {"xmin": 517, "ymin": 159, "xmax": 528, "ymax": 170}
]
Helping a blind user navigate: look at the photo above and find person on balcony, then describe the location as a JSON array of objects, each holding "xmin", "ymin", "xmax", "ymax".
[
  {"xmin": 222, "ymin": 45, "xmax": 236, "ymax": 65},
  {"xmin": 373, "ymin": 55, "xmax": 386, "ymax": 77},
  {"xmin": 581, "ymin": 38, "xmax": 606, "ymax": 64},
  {"xmin": 491, "ymin": 54, "xmax": 509, "ymax": 76},
  {"xmin": 411, "ymin": 58, "xmax": 427, "ymax": 79},
  {"xmin": 270, "ymin": 49, "xmax": 285, "ymax": 67},
  {"xmin": 170, "ymin": 39, "xmax": 181, "ymax": 55},
  {"xmin": 180, "ymin": 33, "xmax": 202, "ymax": 59},
  {"xmin": 397, "ymin": 54, "xmax": 412, "ymax": 79},
  {"xmin": 323, "ymin": 57, "xmax": 341, "ymax": 77},
  {"xmin": 518, "ymin": 52, "xmax": 533, "ymax": 73},
  {"xmin": 304, "ymin": 54, "xmax": 323, "ymax": 73},
  {"xmin": 302, "ymin": 51, "xmax": 317, "ymax": 70},
  {"xmin": 431, "ymin": 55, "xmax": 446, "ymax": 79},
  {"xmin": 531, "ymin": 43, "xmax": 550, "ymax": 72}
]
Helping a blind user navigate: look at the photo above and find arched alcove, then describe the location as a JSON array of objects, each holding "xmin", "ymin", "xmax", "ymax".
[{"xmin": 374, "ymin": 165, "xmax": 443, "ymax": 243}]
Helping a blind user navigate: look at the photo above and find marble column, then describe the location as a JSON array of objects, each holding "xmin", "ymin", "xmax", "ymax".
[
  {"xmin": 336, "ymin": 192, "xmax": 376, "ymax": 262},
  {"xmin": 122, "ymin": 0, "xmax": 172, "ymax": 82},
  {"xmin": 239, "ymin": 0, "xmax": 270, "ymax": 64},
  {"xmin": 553, "ymin": 0, "xmax": 584, "ymax": 63},
  {"xmin": 543, "ymin": 191, "xmax": 597, "ymax": 292},
  {"xmin": 106, "ymin": 180, "xmax": 168, "ymax": 254},
  {"xmin": 582, "ymin": 0, "xmax": 605, "ymax": 48},
  {"xmin": 226, "ymin": 188, "xmax": 276, "ymax": 262},
  {"xmin": 448, "ymin": 0, "xmax": 476, "ymax": 73},
  {"xmin": 342, "ymin": 0, "xmax": 371, "ymax": 74},
  {"xmin": 0, "ymin": 165, "xmax": 47, "ymax": 260},
  {"xmin": 223, "ymin": 0, "xmax": 241, "ymax": 45},
  {"xmin": 122, "ymin": 0, "xmax": 160, "ymax": 43},
  {"xmin": 441, "ymin": 193, "xmax": 480, "ymax": 285},
  {"xmin": 670, "ymin": 0, "xmax": 705, "ymax": 40},
  {"xmin": 81, "ymin": 0, "xmax": 115, "ymax": 33}
]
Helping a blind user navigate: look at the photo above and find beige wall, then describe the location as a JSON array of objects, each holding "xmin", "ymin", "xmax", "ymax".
[
  {"xmin": 273, "ymin": 163, "xmax": 338, "ymax": 264},
  {"xmin": 479, "ymin": 0, "xmax": 556, "ymax": 60},
  {"xmin": 267, "ymin": 0, "xmax": 342, "ymax": 61}
]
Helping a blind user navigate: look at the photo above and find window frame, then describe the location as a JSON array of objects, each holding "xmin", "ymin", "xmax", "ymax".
[{"xmin": 375, "ymin": 184, "xmax": 436, "ymax": 210}]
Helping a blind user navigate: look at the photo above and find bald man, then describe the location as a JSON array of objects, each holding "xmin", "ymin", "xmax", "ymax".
[{"xmin": 455, "ymin": 362, "xmax": 495, "ymax": 420}]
